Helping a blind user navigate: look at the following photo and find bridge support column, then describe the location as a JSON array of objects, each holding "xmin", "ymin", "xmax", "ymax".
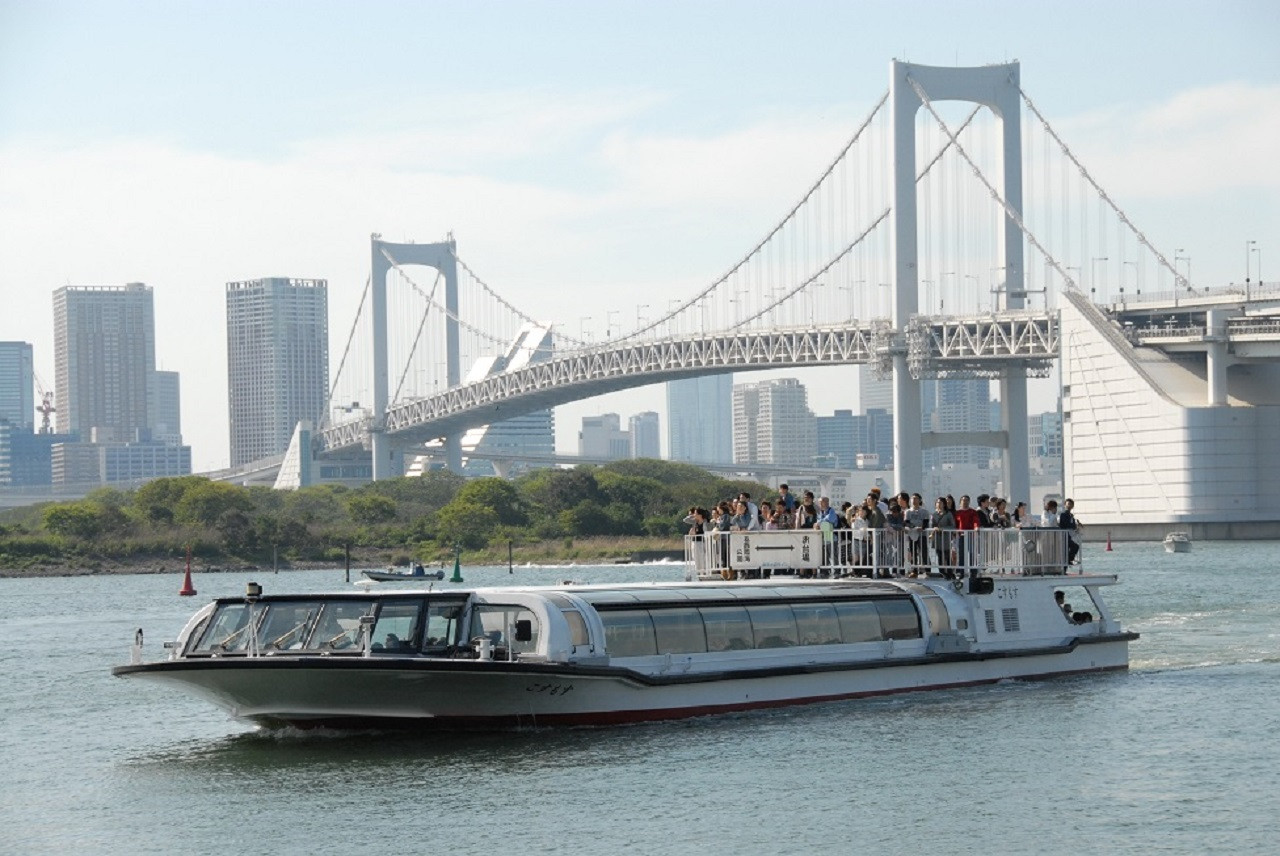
[
  {"xmin": 369, "ymin": 236, "xmax": 462, "ymax": 479},
  {"xmin": 1206, "ymin": 308, "xmax": 1229, "ymax": 405},
  {"xmin": 892, "ymin": 358, "xmax": 922, "ymax": 492},
  {"xmin": 1000, "ymin": 369, "xmax": 1030, "ymax": 506},
  {"xmin": 890, "ymin": 59, "xmax": 1027, "ymax": 496}
]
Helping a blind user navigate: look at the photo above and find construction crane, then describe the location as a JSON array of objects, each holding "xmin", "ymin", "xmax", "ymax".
[{"xmin": 34, "ymin": 373, "xmax": 55, "ymax": 435}]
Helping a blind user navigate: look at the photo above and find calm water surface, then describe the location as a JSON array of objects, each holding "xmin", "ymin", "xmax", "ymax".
[{"xmin": 2, "ymin": 542, "xmax": 1278, "ymax": 855}]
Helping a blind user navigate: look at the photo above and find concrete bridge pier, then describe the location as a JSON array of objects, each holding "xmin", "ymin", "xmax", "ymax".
[
  {"xmin": 1000, "ymin": 369, "xmax": 1031, "ymax": 506},
  {"xmin": 1206, "ymin": 308, "xmax": 1229, "ymax": 405}
]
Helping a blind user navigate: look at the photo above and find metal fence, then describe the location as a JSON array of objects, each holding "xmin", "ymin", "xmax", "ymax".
[{"xmin": 685, "ymin": 527, "xmax": 1073, "ymax": 580}]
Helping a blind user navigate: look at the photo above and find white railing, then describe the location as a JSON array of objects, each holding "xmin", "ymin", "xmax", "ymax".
[{"xmin": 684, "ymin": 527, "xmax": 1073, "ymax": 581}]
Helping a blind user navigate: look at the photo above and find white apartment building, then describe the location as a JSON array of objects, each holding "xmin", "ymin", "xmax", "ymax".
[{"xmin": 226, "ymin": 277, "xmax": 329, "ymax": 467}]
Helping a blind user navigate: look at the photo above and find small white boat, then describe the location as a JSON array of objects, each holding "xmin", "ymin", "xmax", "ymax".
[
  {"xmin": 361, "ymin": 565, "xmax": 445, "ymax": 582},
  {"xmin": 1163, "ymin": 532, "xmax": 1192, "ymax": 553}
]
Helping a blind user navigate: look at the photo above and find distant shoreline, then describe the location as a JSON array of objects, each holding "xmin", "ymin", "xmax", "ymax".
[{"xmin": 0, "ymin": 539, "xmax": 687, "ymax": 579}]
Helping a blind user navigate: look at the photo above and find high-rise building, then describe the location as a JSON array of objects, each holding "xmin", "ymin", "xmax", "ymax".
[
  {"xmin": 667, "ymin": 375, "xmax": 732, "ymax": 465},
  {"xmin": 629, "ymin": 411, "xmax": 660, "ymax": 459},
  {"xmin": 733, "ymin": 378, "xmax": 816, "ymax": 467},
  {"xmin": 53, "ymin": 283, "xmax": 155, "ymax": 443},
  {"xmin": 152, "ymin": 370, "xmax": 182, "ymax": 446},
  {"xmin": 860, "ymin": 365, "xmax": 893, "ymax": 414},
  {"xmin": 226, "ymin": 278, "xmax": 329, "ymax": 467},
  {"xmin": 866, "ymin": 407, "xmax": 894, "ymax": 468},
  {"xmin": 579, "ymin": 413, "xmax": 631, "ymax": 459},
  {"xmin": 0, "ymin": 341, "xmax": 34, "ymax": 433},
  {"xmin": 922, "ymin": 378, "xmax": 994, "ymax": 468},
  {"xmin": 816, "ymin": 409, "xmax": 857, "ymax": 468},
  {"xmin": 864, "ymin": 366, "xmax": 992, "ymax": 471},
  {"xmin": 1030, "ymin": 410, "xmax": 1063, "ymax": 459}
]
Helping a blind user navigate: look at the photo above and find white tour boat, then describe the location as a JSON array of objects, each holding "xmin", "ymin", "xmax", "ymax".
[
  {"xmin": 113, "ymin": 528, "xmax": 1136, "ymax": 730},
  {"xmin": 1163, "ymin": 532, "xmax": 1192, "ymax": 553}
]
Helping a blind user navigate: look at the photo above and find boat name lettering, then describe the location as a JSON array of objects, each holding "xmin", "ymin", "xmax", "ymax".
[
  {"xmin": 996, "ymin": 585, "xmax": 1018, "ymax": 600},
  {"xmin": 526, "ymin": 682, "xmax": 574, "ymax": 696}
]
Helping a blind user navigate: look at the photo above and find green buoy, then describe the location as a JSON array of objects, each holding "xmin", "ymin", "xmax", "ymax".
[{"xmin": 449, "ymin": 545, "xmax": 464, "ymax": 583}]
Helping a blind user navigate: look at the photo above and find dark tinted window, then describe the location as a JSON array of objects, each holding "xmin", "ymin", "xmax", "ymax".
[
  {"xmin": 876, "ymin": 599, "xmax": 922, "ymax": 640},
  {"xmin": 746, "ymin": 604, "xmax": 799, "ymax": 648},
  {"xmin": 651, "ymin": 607, "xmax": 707, "ymax": 654},
  {"xmin": 600, "ymin": 611, "xmax": 657, "ymax": 657},
  {"xmin": 700, "ymin": 606, "xmax": 753, "ymax": 652}
]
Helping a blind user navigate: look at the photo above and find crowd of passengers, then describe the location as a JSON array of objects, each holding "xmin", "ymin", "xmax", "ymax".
[{"xmin": 685, "ymin": 485, "xmax": 1083, "ymax": 577}]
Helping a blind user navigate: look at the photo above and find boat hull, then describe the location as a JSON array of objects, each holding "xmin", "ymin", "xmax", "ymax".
[{"xmin": 115, "ymin": 635, "xmax": 1133, "ymax": 730}]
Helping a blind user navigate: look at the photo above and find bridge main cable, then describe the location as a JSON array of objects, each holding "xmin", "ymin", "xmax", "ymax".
[{"xmin": 622, "ymin": 89, "xmax": 892, "ymax": 342}]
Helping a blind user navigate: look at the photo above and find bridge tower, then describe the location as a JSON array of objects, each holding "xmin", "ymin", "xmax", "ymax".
[
  {"xmin": 369, "ymin": 236, "xmax": 461, "ymax": 479},
  {"xmin": 890, "ymin": 60, "xmax": 1030, "ymax": 503}
]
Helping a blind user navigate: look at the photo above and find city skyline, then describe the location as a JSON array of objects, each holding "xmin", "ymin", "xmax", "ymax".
[{"xmin": 2, "ymin": 2, "xmax": 1276, "ymax": 471}]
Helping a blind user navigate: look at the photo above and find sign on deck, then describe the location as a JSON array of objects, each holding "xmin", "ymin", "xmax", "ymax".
[{"xmin": 729, "ymin": 531, "xmax": 821, "ymax": 571}]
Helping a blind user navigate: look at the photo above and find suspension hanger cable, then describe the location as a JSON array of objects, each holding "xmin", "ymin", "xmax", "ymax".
[
  {"xmin": 1019, "ymin": 85, "xmax": 1189, "ymax": 291},
  {"xmin": 322, "ymin": 271, "xmax": 372, "ymax": 428},
  {"xmin": 907, "ymin": 73, "xmax": 1079, "ymax": 292},
  {"xmin": 618, "ymin": 90, "xmax": 892, "ymax": 341}
]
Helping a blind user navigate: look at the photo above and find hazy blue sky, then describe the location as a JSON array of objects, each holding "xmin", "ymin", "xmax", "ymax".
[{"xmin": 2, "ymin": 1, "xmax": 1277, "ymax": 470}]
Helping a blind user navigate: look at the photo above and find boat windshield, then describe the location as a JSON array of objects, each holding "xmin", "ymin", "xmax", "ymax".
[
  {"xmin": 187, "ymin": 596, "xmax": 472, "ymax": 656},
  {"xmin": 189, "ymin": 599, "xmax": 371, "ymax": 655}
]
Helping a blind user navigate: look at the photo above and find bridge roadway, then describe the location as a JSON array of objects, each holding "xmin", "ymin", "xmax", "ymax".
[
  {"xmin": 317, "ymin": 289, "xmax": 1280, "ymax": 462},
  {"xmin": 318, "ymin": 311, "xmax": 1061, "ymax": 458}
]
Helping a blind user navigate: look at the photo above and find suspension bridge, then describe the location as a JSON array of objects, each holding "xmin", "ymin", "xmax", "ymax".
[{"xmin": 267, "ymin": 59, "xmax": 1280, "ymax": 529}]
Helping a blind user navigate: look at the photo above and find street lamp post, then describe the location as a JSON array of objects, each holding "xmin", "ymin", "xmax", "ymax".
[
  {"xmin": 1065, "ymin": 265, "xmax": 1081, "ymax": 292},
  {"xmin": 1246, "ymin": 239, "xmax": 1257, "ymax": 299},
  {"xmin": 1174, "ymin": 250, "xmax": 1188, "ymax": 306},
  {"xmin": 1092, "ymin": 257, "xmax": 1109, "ymax": 303},
  {"xmin": 964, "ymin": 274, "xmax": 979, "ymax": 314},
  {"xmin": 579, "ymin": 316, "xmax": 592, "ymax": 342},
  {"xmin": 606, "ymin": 310, "xmax": 619, "ymax": 339},
  {"xmin": 989, "ymin": 266, "xmax": 1006, "ymax": 312},
  {"xmin": 636, "ymin": 304, "xmax": 649, "ymax": 329},
  {"xmin": 1122, "ymin": 260, "xmax": 1138, "ymax": 302}
]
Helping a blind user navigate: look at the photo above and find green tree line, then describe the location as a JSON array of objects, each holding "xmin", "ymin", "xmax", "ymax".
[{"xmin": 0, "ymin": 460, "xmax": 769, "ymax": 570}]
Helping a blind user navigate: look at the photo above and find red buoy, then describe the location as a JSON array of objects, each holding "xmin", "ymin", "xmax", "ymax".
[
  {"xmin": 1105, "ymin": 532, "xmax": 1113, "ymax": 552},
  {"xmin": 179, "ymin": 545, "xmax": 197, "ymax": 596}
]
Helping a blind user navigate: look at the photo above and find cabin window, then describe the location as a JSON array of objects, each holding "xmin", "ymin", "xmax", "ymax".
[
  {"xmin": 311, "ymin": 601, "xmax": 374, "ymax": 651},
  {"xmin": 470, "ymin": 605, "xmax": 541, "ymax": 656},
  {"xmin": 371, "ymin": 601, "xmax": 421, "ymax": 653},
  {"xmin": 599, "ymin": 611, "xmax": 657, "ymax": 657},
  {"xmin": 650, "ymin": 607, "xmax": 708, "ymax": 655},
  {"xmin": 423, "ymin": 600, "xmax": 465, "ymax": 649},
  {"xmin": 833, "ymin": 601, "xmax": 882, "ymax": 643},
  {"xmin": 700, "ymin": 606, "xmax": 754, "ymax": 652},
  {"xmin": 256, "ymin": 603, "xmax": 318, "ymax": 651},
  {"xmin": 791, "ymin": 602, "xmax": 842, "ymax": 646},
  {"xmin": 876, "ymin": 599, "xmax": 922, "ymax": 640},
  {"xmin": 561, "ymin": 610, "xmax": 591, "ymax": 649},
  {"xmin": 746, "ymin": 604, "xmax": 799, "ymax": 648},
  {"xmin": 193, "ymin": 604, "xmax": 257, "ymax": 652},
  {"xmin": 917, "ymin": 595, "xmax": 951, "ymax": 635}
]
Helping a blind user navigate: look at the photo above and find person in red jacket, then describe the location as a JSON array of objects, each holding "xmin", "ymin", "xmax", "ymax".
[{"xmin": 952, "ymin": 495, "xmax": 981, "ymax": 573}]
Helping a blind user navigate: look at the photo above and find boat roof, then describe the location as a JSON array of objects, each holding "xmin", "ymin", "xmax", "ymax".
[{"xmin": 211, "ymin": 573, "xmax": 1119, "ymax": 607}]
